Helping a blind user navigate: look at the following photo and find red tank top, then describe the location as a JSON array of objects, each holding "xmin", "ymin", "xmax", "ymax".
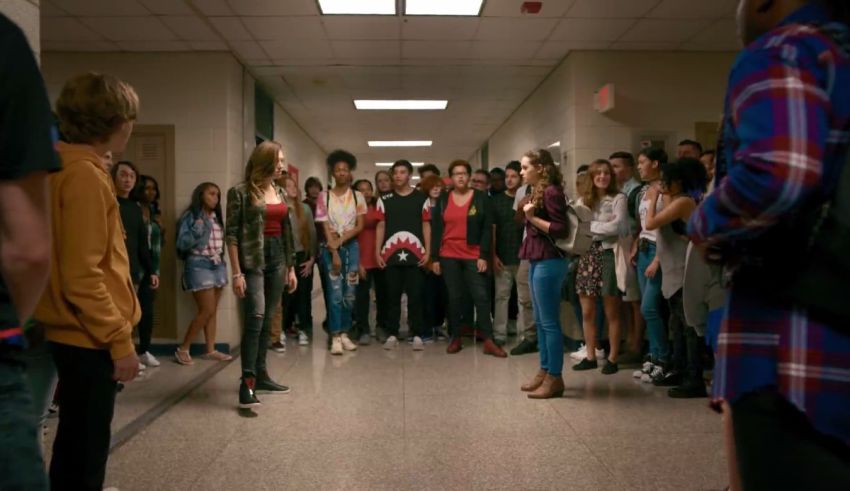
[
  {"xmin": 440, "ymin": 193, "xmax": 480, "ymax": 260},
  {"xmin": 263, "ymin": 202, "xmax": 288, "ymax": 237}
]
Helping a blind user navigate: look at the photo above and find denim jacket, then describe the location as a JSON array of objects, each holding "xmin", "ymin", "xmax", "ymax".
[
  {"xmin": 225, "ymin": 183, "xmax": 295, "ymax": 271},
  {"xmin": 176, "ymin": 211, "xmax": 225, "ymax": 263}
]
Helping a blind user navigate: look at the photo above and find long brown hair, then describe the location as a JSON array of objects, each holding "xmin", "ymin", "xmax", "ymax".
[
  {"xmin": 282, "ymin": 176, "xmax": 311, "ymax": 253},
  {"xmin": 580, "ymin": 159, "xmax": 619, "ymax": 210},
  {"xmin": 245, "ymin": 140, "xmax": 283, "ymax": 205},
  {"xmin": 523, "ymin": 149, "xmax": 563, "ymax": 209}
]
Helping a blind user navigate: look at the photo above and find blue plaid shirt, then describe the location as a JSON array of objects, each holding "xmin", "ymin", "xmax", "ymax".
[{"xmin": 689, "ymin": 3, "xmax": 850, "ymax": 445}]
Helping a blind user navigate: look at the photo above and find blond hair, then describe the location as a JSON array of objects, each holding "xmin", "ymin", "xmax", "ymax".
[
  {"xmin": 56, "ymin": 72, "xmax": 139, "ymax": 144},
  {"xmin": 245, "ymin": 141, "xmax": 284, "ymax": 204}
]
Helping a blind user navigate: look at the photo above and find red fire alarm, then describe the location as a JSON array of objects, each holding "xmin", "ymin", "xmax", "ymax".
[{"xmin": 521, "ymin": 1, "xmax": 542, "ymax": 14}]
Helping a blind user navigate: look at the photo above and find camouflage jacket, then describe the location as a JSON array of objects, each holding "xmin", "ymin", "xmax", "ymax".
[{"xmin": 225, "ymin": 183, "xmax": 295, "ymax": 272}]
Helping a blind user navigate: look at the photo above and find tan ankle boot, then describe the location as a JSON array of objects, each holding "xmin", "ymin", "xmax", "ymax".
[
  {"xmin": 527, "ymin": 374, "xmax": 565, "ymax": 399},
  {"xmin": 521, "ymin": 369, "xmax": 547, "ymax": 392}
]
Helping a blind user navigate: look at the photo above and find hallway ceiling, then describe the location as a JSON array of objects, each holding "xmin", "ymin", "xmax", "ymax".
[{"xmin": 41, "ymin": 0, "xmax": 739, "ymax": 174}]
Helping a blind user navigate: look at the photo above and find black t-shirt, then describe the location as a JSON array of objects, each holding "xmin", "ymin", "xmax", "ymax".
[
  {"xmin": 376, "ymin": 189, "xmax": 431, "ymax": 267},
  {"xmin": 0, "ymin": 14, "xmax": 61, "ymax": 342},
  {"xmin": 118, "ymin": 197, "xmax": 154, "ymax": 283}
]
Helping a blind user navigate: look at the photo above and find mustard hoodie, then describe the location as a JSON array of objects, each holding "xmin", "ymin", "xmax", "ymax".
[{"xmin": 35, "ymin": 142, "xmax": 140, "ymax": 360}]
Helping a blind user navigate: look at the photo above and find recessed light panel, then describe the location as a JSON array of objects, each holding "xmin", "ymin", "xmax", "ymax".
[
  {"xmin": 368, "ymin": 141, "xmax": 432, "ymax": 147},
  {"xmin": 355, "ymin": 100, "xmax": 448, "ymax": 110},
  {"xmin": 405, "ymin": 0, "xmax": 484, "ymax": 16},
  {"xmin": 318, "ymin": 0, "xmax": 396, "ymax": 15},
  {"xmin": 376, "ymin": 162, "xmax": 426, "ymax": 166}
]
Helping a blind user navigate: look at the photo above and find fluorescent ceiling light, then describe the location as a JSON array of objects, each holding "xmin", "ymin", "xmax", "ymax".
[
  {"xmin": 355, "ymin": 100, "xmax": 448, "ymax": 110},
  {"xmin": 548, "ymin": 141, "xmax": 561, "ymax": 148},
  {"xmin": 376, "ymin": 162, "xmax": 425, "ymax": 166},
  {"xmin": 405, "ymin": 0, "xmax": 484, "ymax": 16},
  {"xmin": 368, "ymin": 141, "xmax": 432, "ymax": 147},
  {"xmin": 318, "ymin": 0, "xmax": 395, "ymax": 15},
  {"xmin": 411, "ymin": 176, "xmax": 421, "ymax": 180}
]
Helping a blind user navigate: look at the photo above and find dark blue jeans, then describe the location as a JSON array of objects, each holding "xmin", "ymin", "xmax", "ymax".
[
  {"xmin": 530, "ymin": 258, "xmax": 569, "ymax": 376},
  {"xmin": 241, "ymin": 236, "xmax": 286, "ymax": 377},
  {"xmin": 0, "ymin": 350, "xmax": 48, "ymax": 490}
]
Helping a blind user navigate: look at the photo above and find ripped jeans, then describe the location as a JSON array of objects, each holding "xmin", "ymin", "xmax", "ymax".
[
  {"xmin": 241, "ymin": 236, "xmax": 286, "ymax": 378},
  {"xmin": 321, "ymin": 240, "xmax": 359, "ymax": 334}
]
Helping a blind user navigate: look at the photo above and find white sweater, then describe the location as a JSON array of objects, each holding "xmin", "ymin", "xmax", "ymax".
[{"xmin": 579, "ymin": 193, "xmax": 628, "ymax": 250}]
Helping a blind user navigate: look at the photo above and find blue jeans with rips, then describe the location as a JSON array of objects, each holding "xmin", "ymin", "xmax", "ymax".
[{"xmin": 321, "ymin": 240, "xmax": 359, "ymax": 334}]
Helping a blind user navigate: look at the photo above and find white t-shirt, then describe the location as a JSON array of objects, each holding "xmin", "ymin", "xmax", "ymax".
[
  {"xmin": 314, "ymin": 188, "xmax": 367, "ymax": 235},
  {"xmin": 513, "ymin": 184, "xmax": 531, "ymax": 241},
  {"xmin": 638, "ymin": 190, "xmax": 661, "ymax": 242}
]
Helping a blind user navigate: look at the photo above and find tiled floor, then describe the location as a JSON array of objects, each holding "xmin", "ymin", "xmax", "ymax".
[{"xmin": 101, "ymin": 330, "xmax": 730, "ymax": 490}]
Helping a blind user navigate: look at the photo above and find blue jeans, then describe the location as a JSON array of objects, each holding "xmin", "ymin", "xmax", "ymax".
[
  {"xmin": 0, "ymin": 351, "xmax": 48, "ymax": 490},
  {"xmin": 637, "ymin": 242, "xmax": 669, "ymax": 362},
  {"xmin": 241, "ymin": 236, "xmax": 286, "ymax": 377},
  {"xmin": 321, "ymin": 240, "xmax": 359, "ymax": 334},
  {"xmin": 530, "ymin": 258, "xmax": 569, "ymax": 376}
]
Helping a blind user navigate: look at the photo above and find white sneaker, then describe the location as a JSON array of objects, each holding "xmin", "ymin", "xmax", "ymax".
[
  {"xmin": 137, "ymin": 362, "xmax": 146, "ymax": 371},
  {"xmin": 412, "ymin": 336, "xmax": 425, "ymax": 351},
  {"xmin": 633, "ymin": 360, "xmax": 652, "ymax": 379},
  {"xmin": 383, "ymin": 335, "xmax": 399, "ymax": 350},
  {"xmin": 298, "ymin": 330, "xmax": 309, "ymax": 346},
  {"xmin": 340, "ymin": 333, "xmax": 358, "ymax": 351},
  {"xmin": 642, "ymin": 364, "xmax": 664, "ymax": 383},
  {"xmin": 570, "ymin": 344, "xmax": 588, "ymax": 361},
  {"xmin": 330, "ymin": 336, "xmax": 343, "ymax": 355},
  {"xmin": 139, "ymin": 351, "xmax": 160, "ymax": 367}
]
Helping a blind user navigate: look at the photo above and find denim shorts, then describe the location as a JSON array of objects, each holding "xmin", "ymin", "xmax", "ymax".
[{"xmin": 182, "ymin": 255, "xmax": 228, "ymax": 291}]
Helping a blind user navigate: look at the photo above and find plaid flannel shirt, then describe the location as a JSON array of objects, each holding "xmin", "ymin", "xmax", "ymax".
[{"xmin": 688, "ymin": 3, "xmax": 850, "ymax": 445}]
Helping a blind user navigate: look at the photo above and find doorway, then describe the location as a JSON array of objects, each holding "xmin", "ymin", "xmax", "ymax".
[{"xmin": 115, "ymin": 125, "xmax": 177, "ymax": 341}]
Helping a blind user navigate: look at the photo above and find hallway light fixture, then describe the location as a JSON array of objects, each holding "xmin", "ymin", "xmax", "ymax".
[
  {"xmin": 405, "ymin": 0, "xmax": 485, "ymax": 16},
  {"xmin": 548, "ymin": 141, "xmax": 561, "ymax": 147},
  {"xmin": 376, "ymin": 162, "xmax": 425, "ymax": 166},
  {"xmin": 318, "ymin": 0, "xmax": 396, "ymax": 15},
  {"xmin": 355, "ymin": 100, "xmax": 448, "ymax": 110},
  {"xmin": 369, "ymin": 141, "xmax": 432, "ymax": 147}
]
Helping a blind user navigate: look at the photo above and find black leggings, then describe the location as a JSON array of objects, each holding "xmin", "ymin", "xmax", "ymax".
[
  {"xmin": 441, "ymin": 258, "xmax": 492, "ymax": 339},
  {"xmin": 136, "ymin": 275, "xmax": 156, "ymax": 354},
  {"xmin": 732, "ymin": 390, "xmax": 850, "ymax": 490}
]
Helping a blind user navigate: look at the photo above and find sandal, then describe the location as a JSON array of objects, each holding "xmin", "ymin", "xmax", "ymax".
[
  {"xmin": 200, "ymin": 350, "xmax": 233, "ymax": 362},
  {"xmin": 174, "ymin": 348, "xmax": 194, "ymax": 365}
]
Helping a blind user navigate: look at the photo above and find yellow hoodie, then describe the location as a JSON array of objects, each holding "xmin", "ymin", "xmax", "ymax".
[{"xmin": 35, "ymin": 142, "xmax": 140, "ymax": 360}]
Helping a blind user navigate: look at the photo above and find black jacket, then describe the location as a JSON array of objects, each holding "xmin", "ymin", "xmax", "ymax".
[
  {"xmin": 118, "ymin": 196, "xmax": 153, "ymax": 283},
  {"xmin": 430, "ymin": 189, "xmax": 492, "ymax": 261}
]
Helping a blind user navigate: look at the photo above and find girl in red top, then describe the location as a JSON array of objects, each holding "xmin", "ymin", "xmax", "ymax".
[
  {"xmin": 430, "ymin": 160, "xmax": 507, "ymax": 358},
  {"xmin": 354, "ymin": 178, "xmax": 387, "ymax": 345}
]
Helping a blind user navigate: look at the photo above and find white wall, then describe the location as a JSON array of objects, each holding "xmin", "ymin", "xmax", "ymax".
[
  {"xmin": 488, "ymin": 50, "xmax": 736, "ymax": 195},
  {"xmin": 272, "ymin": 102, "xmax": 326, "ymax": 189},
  {"xmin": 41, "ymin": 52, "xmax": 247, "ymax": 348}
]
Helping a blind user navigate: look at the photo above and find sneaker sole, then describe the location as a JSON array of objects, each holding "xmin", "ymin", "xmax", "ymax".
[
  {"xmin": 412, "ymin": 345, "xmax": 425, "ymax": 351},
  {"xmin": 256, "ymin": 389, "xmax": 291, "ymax": 395},
  {"xmin": 238, "ymin": 402, "xmax": 261, "ymax": 409}
]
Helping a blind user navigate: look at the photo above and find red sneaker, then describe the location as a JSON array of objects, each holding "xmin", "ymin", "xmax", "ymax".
[
  {"xmin": 483, "ymin": 338, "xmax": 508, "ymax": 358},
  {"xmin": 446, "ymin": 337, "xmax": 463, "ymax": 354}
]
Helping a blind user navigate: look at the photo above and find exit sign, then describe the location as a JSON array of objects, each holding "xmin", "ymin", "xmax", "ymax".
[{"xmin": 594, "ymin": 83, "xmax": 615, "ymax": 113}]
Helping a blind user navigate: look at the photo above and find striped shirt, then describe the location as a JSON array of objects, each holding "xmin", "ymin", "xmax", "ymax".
[{"xmin": 195, "ymin": 213, "xmax": 224, "ymax": 264}]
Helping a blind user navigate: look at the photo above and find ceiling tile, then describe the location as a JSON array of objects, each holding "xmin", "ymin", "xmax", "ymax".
[
  {"xmin": 402, "ymin": 17, "xmax": 480, "ymax": 41},
  {"xmin": 189, "ymin": 40, "xmax": 229, "ymax": 50},
  {"xmin": 322, "ymin": 16, "xmax": 400, "ymax": 40},
  {"xmin": 475, "ymin": 17, "xmax": 559, "ymax": 41},
  {"xmin": 566, "ymin": 0, "xmax": 659, "ymax": 18},
  {"xmin": 686, "ymin": 18, "xmax": 739, "ymax": 49},
  {"xmin": 536, "ymin": 40, "xmax": 609, "ymax": 58},
  {"xmin": 191, "ymin": 0, "xmax": 234, "ymax": 16},
  {"xmin": 42, "ymin": 40, "xmax": 120, "ymax": 51},
  {"xmin": 230, "ymin": 40, "xmax": 268, "ymax": 59},
  {"xmin": 41, "ymin": 1, "xmax": 69, "ymax": 17},
  {"xmin": 139, "ymin": 0, "xmax": 195, "ymax": 15},
  {"xmin": 648, "ymin": 0, "xmax": 737, "ymax": 19},
  {"xmin": 242, "ymin": 16, "xmax": 325, "ymax": 40},
  {"xmin": 50, "ymin": 0, "xmax": 149, "ymax": 16},
  {"xmin": 470, "ymin": 41, "xmax": 542, "ymax": 59},
  {"xmin": 161, "ymin": 16, "xmax": 221, "ymax": 41},
  {"xmin": 117, "ymin": 40, "xmax": 192, "ymax": 51},
  {"xmin": 41, "ymin": 17, "xmax": 103, "ymax": 41},
  {"xmin": 403, "ymin": 40, "xmax": 473, "ymax": 59},
  {"xmin": 550, "ymin": 18, "xmax": 635, "ymax": 41},
  {"xmin": 609, "ymin": 41, "xmax": 680, "ymax": 50},
  {"xmin": 208, "ymin": 17, "xmax": 252, "ymax": 40},
  {"xmin": 331, "ymin": 40, "xmax": 400, "ymax": 59},
  {"xmin": 482, "ymin": 0, "xmax": 576, "ymax": 17},
  {"xmin": 79, "ymin": 17, "xmax": 178, "ymax": 41},
  {"xmin": 225, "ymin": 0, "xmax": 318, "ymax": 16},
  {"xmin": 621, "ymin": 18, "xmax": 712, "ymax": 43},
  {"xmin": 261, "ymin": 39, "xmax": 334, "ymax": 59}
]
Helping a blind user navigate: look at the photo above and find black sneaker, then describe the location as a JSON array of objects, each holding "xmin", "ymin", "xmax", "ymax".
[
  {"xmin": 601, "ymin": 361, "xmax": 619, "ymax": 375},
  {"xmin": 256, "ymin": 375, "xmax": 291, "ymax": 394},
  {"xmin": 239, "ymin": 378, "xmax": 261, "ymax": 408},
  {"xmin": 652, "ymin": 368, "xmax": 683, "ymax": 387},
  {"xmin": 572, "ymin": 358, "xmax": 599, "ymax": 371},
  {"xmin": 510, "ymin": 338, "xmax": 539, "ymax": 356},
  {"xmin": 494, "ymin": 338, "xmax": 507, "ymax": 348},
  {"xmin": 668, "ymin": 382, "xmax": 707, "ymax": 399}
]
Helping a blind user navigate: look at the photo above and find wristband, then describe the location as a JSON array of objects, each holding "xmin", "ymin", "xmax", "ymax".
[{"xmin": 233, "ymin": 273, "xmax": 245, "ymax": 279}]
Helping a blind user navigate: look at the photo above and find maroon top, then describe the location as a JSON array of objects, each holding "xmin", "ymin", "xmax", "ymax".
[
  {"xmin": 263, "ymin": 202, "xmax": 288, "ymax": 237},
  {"xmin": 519, "ymin": 185, "xmax": 569, "ymax": 261},
  {"xmin": 357, "ymin": 203, "xmax": 382, "ymax": 270}
]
